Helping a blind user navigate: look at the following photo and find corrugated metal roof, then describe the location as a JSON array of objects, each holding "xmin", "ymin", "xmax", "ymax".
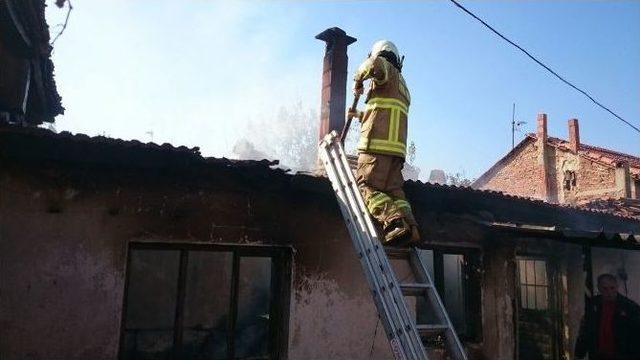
[{"xmin": 481, "ymin": 221, "xmax": 640, "ymax": 250}]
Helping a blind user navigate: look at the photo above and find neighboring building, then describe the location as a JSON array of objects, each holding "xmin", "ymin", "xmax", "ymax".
[
  {"xmin": 0, "ymin": 0, "xmax": 64, "ymax": 125},
  {"xmin": 473, "ymin": 114, "xmax": 640, "ymax": 355},
  {"xmin": 473, "ymin": 114, "xmax": 640, "ymax": 205}
]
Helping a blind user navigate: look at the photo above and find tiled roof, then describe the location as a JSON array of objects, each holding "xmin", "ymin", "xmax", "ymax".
[
  {"xmin": 544, "ymin": 135, "xmax": 640, "ymax": 171},
  {"xmin": 579, "ymin": 198, "xmax": 640, "ymax": 220},
  {"xmin": 511, "ymin": 134, "xmax": 640, "ymax": 179}
]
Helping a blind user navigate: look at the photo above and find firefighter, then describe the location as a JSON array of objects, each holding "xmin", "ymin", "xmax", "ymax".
[{"xmin": 349, "ymin": 40, "xmax": 420, "ymax": 245}]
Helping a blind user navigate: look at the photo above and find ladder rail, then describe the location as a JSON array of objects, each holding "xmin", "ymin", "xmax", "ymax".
[
  {"xmin": 329, "ymin": 143, "xmax": 426, "ymax": 359},
  {"xmin": 410, "ymin": 249, "xmax": 468, "ymax": 360},
  {"xmin": 321, "ymin": 143, "xmax": 403, "ymax": 353},
  {"xmin": 322, "ymin": 141, "xmax": 424, "ymax": 359}
]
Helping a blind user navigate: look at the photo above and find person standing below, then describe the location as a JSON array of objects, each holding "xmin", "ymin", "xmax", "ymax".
[
  {"xmin": 349, "ymin": 40, "xmax": 419, "ymax": 246},
  {"xmin": 575, "ymin": 273, "xmax": 640, "ymax": 359}
]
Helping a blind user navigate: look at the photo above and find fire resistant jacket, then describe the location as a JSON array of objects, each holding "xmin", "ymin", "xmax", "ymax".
[{"xmin": 354, "ymin": 56, "xmax": 411, "ymax": 159}]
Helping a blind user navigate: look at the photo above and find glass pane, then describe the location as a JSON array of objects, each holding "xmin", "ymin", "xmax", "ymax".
[
  {"xmin": 123, "ymin": 249, "xmax": 180, "ymax": 359},
  {"xmin": 182, "ymin": 251, "xmax": 232, "ymax": 359},
  {"xmin": 527, "ymin": 286, "xmax": 536, "ymax": 310},
  {"xmin": 518, "ymin": 261, "xmax": 526, "ymax": 285},
  {"xmin": 536, "ymin": 287, "xmax": 548, "ymax": 310},
  {"xmin": 535, "ymin": 261, "xmax": 547, "ymax": 286},
  {"xmin": 235, "ymin": 257, "xmax": 272, "ymax": 359},
  {"xmin": 443, "ymin": 254, "xmax": 466, "ymax": 334},
  {"xmin": 526, "ymin": 260, "xmax": 536, "ymax": 285}
]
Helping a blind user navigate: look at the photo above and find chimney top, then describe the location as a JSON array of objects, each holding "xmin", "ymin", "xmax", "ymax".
[
  {"xmin": 315, "ymin": 27, "xmax": 357, "ymax": 46},
  {"xmin": 536, "ymin": 113, "xmax": 548, "ymax": 143},
  {"xmin": 568, "ymin": 118, "xmax": 580, "ymax": 154}
]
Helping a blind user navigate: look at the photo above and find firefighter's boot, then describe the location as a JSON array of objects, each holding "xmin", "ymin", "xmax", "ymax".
[{"xmin": 383, "ymin": 218, "xmax": 410, "ymax": 245}]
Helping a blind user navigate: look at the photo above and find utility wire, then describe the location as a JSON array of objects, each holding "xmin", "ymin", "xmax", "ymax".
[{"xmin": 448, "ymin": 0, "xmax": 640, "ymax": 134}]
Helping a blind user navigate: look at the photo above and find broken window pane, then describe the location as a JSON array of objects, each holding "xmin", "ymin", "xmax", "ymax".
[
  {"xmin": 443, "ymin": 254, "xmax": 466, "ymax": 334},
  {"xmin": 182, "ymin": 251, "xmax": 233, "ymax": 359},
  {"xmin": 123, "ymin": 249, "xmax": 180, "ymax": 359},
  {"xmin": 235, "ymin": 257, "xmax": 272, "ymax": 359}
]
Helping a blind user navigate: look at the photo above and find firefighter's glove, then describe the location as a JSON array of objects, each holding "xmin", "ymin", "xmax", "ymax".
[
  {"xmin": 353, "ymin": 81, "xmax": 364, "ymax": 96},
  {"xmin": 347, "ymin": 108, "xmax": 364, "ymax": 121}
]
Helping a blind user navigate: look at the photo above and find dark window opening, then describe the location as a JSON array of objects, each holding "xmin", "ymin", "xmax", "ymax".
[
  {"xmin": 119, "ymin": 244, "xmax": 291, "ymax": 360},
  {"xmin": 563, "ymin": 170, "xmax": 576, "ymax": 190},
  {"xmin": 413, "ymin": 249, "xmax": 482, "ymax": 342}
]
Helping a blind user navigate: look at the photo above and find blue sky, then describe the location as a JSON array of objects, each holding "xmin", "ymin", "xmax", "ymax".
[{"xmin": 46, "ymin": 1, "xmax": 639, "ymax": 179}]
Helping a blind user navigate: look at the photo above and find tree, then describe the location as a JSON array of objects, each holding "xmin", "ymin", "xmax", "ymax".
[
  {"xmin": 232, "ymin": 102, "xmax": 318, "ymax": 172},
  {"xmin": 445, "ymin": 172, "xmax": 475, "ymax": 187}
]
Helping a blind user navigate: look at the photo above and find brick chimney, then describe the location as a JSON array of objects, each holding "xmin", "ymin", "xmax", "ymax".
[
  {"xmin": 316, "ymin": 27, "xmax": 356, "ymax": 141},
  {"xmin": 568, "ymin": 118, "xmax": 580, "ymax": 154},
  {"xmin": 537, "ymin": 113, "xmax": 548, "ymax": 143},
  {"xmin": 536, "ymin": 113, "xmax": 550, "ymax": 201}
]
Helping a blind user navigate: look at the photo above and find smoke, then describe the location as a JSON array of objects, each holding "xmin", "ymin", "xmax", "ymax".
[{"xmin": 231, "ymin": 102, "xmax": 318, "ymax": 172}]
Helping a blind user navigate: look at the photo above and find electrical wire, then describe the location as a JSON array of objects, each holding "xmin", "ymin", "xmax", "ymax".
[{"xmin": 448, "ymin": 0, "xmax": 640, "ymax": 134}]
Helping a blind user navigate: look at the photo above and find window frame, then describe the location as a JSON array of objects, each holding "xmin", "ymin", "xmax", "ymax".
[
  {"xmin": 417, "ymin": 246, "xmax": 482, "ymax": 342},
  {"xmin": 515, "ymin": 254, "xmax": 562, "ymax": 360},
  {"xmin": 118, "ymin": 242, "xmax": 292, "ymax": 360}
]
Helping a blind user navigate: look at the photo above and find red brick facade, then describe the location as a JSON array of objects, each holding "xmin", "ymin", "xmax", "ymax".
[{"xmin": 474, "ymin": 115, "xmax": 640, "ymax": 205}]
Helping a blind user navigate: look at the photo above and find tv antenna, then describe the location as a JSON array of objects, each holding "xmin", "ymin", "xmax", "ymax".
[{"xmin": 511, "ymin": 103, "xmax": 526, "ymax": 149}]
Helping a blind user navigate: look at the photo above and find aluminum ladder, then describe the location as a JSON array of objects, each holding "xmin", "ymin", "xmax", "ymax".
[{"xmin": 318, "ymin": 131, "xmax": 467, "ymax": 360}]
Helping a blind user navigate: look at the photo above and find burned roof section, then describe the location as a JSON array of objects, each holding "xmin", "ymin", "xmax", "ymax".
[
  {"xmin": 0, "ymin": 0, "xmax": 64, "ymax": 125},
  {"xmin": 2, "ymin": 124, "xmax": 638, "ymax": 249}
]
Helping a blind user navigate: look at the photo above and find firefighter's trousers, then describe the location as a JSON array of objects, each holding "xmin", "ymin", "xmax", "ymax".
[{"xmin": 356, "ymin": 152, "xmax": 417, "ymax": 229}]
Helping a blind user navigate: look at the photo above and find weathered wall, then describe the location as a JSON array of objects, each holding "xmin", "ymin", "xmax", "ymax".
[
  {"xmin": 0, "ymin": 164, "xmax": 289, "ymax": 359},
  {"xmin": 555, "ymin": 152, "xmax": 618, "ymax": 205},
  {"xmin": 478, "ymin": 141, "xmax": 546, "ymax": 200},
  {"xmin": 0, "ymin": 157, "xmax": 498, "ymax": 359},
  {"xmin": 481, "ymin": 238, "xmax": 516, "ymax": 360},
  {"xmin": 477, "ymin": 139, "xmax": 622, "ymax": 206},
  {"xmin": 563, "ymin": 245, "xmax": 586, "ymax": 360},
  {"xmin": 284, "ymin": 182, "xmax": 394, "ymax": 359}
]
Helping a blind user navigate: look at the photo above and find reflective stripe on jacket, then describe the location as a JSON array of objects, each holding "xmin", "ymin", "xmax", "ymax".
[{"xmin": 354, "ymin": 56, "xmax": 411, "ymax": 158}]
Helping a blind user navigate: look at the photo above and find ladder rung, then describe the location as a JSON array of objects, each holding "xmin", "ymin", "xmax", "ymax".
[
  {"xmin": 416, "ymin": 324, "xmax": 449, "ymax": 337},
  {"xmin": 384, "ymin": 246, "xmax": 411, "ymax": 259},
  {"xmin": 400, "ymin": 283, "xmax": 433, "ymax": 296}
]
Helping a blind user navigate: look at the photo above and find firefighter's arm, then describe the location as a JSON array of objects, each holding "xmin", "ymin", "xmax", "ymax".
[{"xmin": 353, "ymin": 57, "xmax": 389, "ymax": 95}]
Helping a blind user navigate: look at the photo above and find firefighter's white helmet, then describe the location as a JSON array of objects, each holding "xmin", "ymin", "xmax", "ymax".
[{"xmin": 370, "ymin": 40, "xmax": 400, "ymax": 59}]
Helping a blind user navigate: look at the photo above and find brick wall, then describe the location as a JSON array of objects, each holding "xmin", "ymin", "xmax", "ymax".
[
  {"xmin": 477, "ymin": 141, "xmax": 546, "ymax": 200},
  {"xmin": 478, "ymin": 141, "xmax": 621, "ymax": 205}
]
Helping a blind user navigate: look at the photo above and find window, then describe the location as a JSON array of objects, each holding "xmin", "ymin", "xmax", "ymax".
[
  {"xmin": 517, "ymin": 258, "xmax": 548, "ymax": 310},
  {"xmin": 516, "ymin": 257, "xmax": 560, "ymax": 360},
  {"xmin": 119, "ymin": 244, "xmax": 291, "ymax": 360},
  {"xmin": 563, "ymin": 170, "xmax": 576, "ymax": 190},
  {"xmin": 413, "ymin": 249, "xmax": 481, "ymax": 341}
]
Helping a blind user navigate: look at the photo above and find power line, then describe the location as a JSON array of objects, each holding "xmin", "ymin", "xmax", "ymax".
[{"xmin": 448, "ymin": 0, "xmax": 640, "ymax": 134}]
